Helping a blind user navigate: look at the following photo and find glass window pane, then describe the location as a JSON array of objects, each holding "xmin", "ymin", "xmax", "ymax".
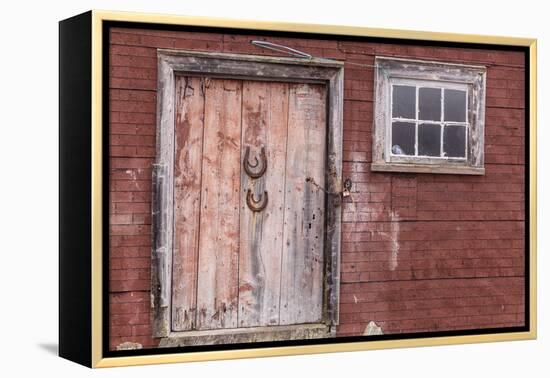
[
  {"xmin": 391, "ymin": 122, "xmax": 415, "ymax": 156},
  {"xmin": 444, "ymin": 89, "xmax": 467, "ymax": 122},
  {"xmin": 444, "ymin": 125, "xmax": 467, "ymax": 158},
  {"xmin": 418, "ymin": 123, "xmax": 441, "ymax": 157},
  {"xmin": 392, "ymin": 85, "xmax": 416, "ymax": 119},
  {"xmin": 418, "ymin": 87, "xmax": 441, "ymax": 121}
]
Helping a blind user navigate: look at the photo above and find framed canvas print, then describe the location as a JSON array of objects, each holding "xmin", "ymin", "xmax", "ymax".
[{"xmin": 59, "ymin": 10, "xmax": 537, "ymax": 368}]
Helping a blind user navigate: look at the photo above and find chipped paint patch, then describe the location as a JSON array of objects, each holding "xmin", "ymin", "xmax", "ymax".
[
  {"xmin": 363, "ymin": 321, "xmax": 383, "ymax": 336},
  {"xmin": 125, "ymin": 168, "xmax": 140, "ymax": 181},
  {"xmin": 116, "ymin": 341, "xmax": 143, "ymax": 350}
]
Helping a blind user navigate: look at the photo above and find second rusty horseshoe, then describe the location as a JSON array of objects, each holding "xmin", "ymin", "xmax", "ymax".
[
  {"xmin": 246, "ymin": 189, "xmax": 268, "ymax": 212},
  {"xmin": 243, "ymin": 146, "xmax": 267, "ymax": 178}
]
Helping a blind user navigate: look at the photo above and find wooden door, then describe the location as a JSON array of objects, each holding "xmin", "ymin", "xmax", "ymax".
[{"xmin": 170, "ymin": 75, "xmax": 327, "ymax": 332}]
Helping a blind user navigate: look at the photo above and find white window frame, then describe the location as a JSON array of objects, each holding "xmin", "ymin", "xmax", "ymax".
[{"xmin": 372, "ymin": 56, "xmax": 487, "ymax": 175}]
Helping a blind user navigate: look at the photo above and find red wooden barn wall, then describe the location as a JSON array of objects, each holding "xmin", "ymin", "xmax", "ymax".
[{"xmin": 108, "ymin": 27, "xmax": 526, "ymax": 350}]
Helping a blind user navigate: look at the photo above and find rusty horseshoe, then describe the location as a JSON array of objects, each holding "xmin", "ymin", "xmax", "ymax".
[
  {"xmin": 243, "ymin": 146, "xmax": 267, "ymax": 179},
  {"xmin": 246, "ymin": 189, "xmax": 268, "ymax": 212}
]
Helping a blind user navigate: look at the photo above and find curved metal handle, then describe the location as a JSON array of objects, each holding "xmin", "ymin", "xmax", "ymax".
[
  {"xmin": 246, "ymin": 189, "xmax": 268, "ymax": 212},
  {"xmin": 243, "ymin": 146, "xmax": 267, "ymax": 179}
]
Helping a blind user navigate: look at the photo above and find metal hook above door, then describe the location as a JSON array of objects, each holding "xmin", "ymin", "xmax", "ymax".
[
  {"xmin": 246, "ymin": 189, "xmax": 268, "ymax": 212},
  {"xmin": 243, "ymin": 146, "xmax": 267, "ymax": 179}
]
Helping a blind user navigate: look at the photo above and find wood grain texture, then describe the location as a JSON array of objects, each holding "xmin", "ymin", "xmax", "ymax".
[
  {"xmin": 196, "ymin": 78, "xmax": 242, "ymax": 330},
  {"xmin": 238, "ymin": 81, "xmax": 289, "ymax": 327},
  {"xmin": 280, "ymin": 83, "xmax": 327, "ymax": 325},
  {"xmin": 325, "ymin": 67, "xmax": 344, "ymax": 326},
  {"xmin": 159, "ymin": 49, "xmax": 344, "ymax": 85},
  {"xmin": 153, "ymin": 50, "xmax": 344, "ymax": 340},
  {"xmin": 158, "ymin": 324, "xmax": 331, "ymax": 347},
  {"xmin": 171, "ymin": 76, "xmax": 205, "ymax": 331},
  {"xmin": 151, "ymin": 59, "xmax": 176, "ymax": 337}
]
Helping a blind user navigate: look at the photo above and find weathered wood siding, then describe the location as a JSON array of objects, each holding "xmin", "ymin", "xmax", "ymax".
[{"xmin": 108, "ymin": 27, "xmax": 526, "ymax": 350}]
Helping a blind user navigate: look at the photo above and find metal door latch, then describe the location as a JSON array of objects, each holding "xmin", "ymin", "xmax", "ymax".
[
  {"xmin": 342, "ymin": 178, "xmax": 352, "ymax": 198},
  {"xmin": 305, "ymin": 176, "xmax": 352, "ymax": 198}
]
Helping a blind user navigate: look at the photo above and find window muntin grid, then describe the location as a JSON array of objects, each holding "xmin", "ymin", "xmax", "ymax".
[{"xmin": 389, "ymin": 78, "xmax": 470, "ymax": 160}]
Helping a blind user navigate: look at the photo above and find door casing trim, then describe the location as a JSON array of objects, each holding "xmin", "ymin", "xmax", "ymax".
[{"xmin": 152, "ymin": 49, "xmax": 344, "ymax": 342}]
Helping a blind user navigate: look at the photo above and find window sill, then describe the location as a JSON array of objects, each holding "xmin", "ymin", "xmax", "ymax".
[
  {"xmin": 157, "ymin": 323, "xmax": 334, "ymax": 347},
  {"xmin": 371, "ymin": 163, "xmax": 485, "ymax": 175}
]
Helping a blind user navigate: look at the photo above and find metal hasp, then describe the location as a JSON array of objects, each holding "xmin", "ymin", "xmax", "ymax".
[
  {"xmin": 342, "ymin": 178, "xmax": 352, "ymax": 198},
  {"xmin": 243, "ymin": 146, "xmax": 268, "ymax": 178},
  {"xmin": 246, "ymin": 189, "xmax": 268, "ymax": 212}
]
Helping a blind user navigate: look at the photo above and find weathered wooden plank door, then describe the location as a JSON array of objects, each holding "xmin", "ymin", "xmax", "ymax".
[{"xmin": 170, "ymin": 75, "xmax": 327, "ymax": 332}]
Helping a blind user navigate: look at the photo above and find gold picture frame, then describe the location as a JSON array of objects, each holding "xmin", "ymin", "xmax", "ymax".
[{"xmin": 59, "ymin": 9, "xmax": 537, "ymax": 368}]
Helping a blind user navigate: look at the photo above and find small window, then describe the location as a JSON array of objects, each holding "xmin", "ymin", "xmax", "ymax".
[{"xmin": 372, "ymin": 57, "xmax": 486, "ymax": 175}]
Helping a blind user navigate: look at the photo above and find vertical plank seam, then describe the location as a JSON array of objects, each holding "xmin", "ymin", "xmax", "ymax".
[
  {"xmin": 323, "ymin": 82, "xmax": 331, "ymax": 325},
  {"xmin": 168, "ymin": 73, "xmax": 179, "ymax": 332},
  {"xmin": 267, "ymin": 82, "xmax": 273, "ymax": 325},
  {"xmin": 264, "ymin": 82, "xmax": 272, "ymax": 325},
  {"xmin": 278, "ymin": 83, "xmax": 291, "ymax": 323},
  {"xmin": 255, "ymin": 83, "xmax": 268, "ymax": 325},
  {"xmin": 236, "ymin": 79, "xmax": 245, "ymax": 328},
  {"xmin": 317, "ymin": 86, "xmax": 328, "ymax": 322},
  {"xmin": 196, "ymin": 77, "xmax": 213, "ymax": 330},
  {"xmin": 192, "ymin": 76, "xmax": 208, "ymax": 330},
  {"xmin": 304, "ymin": 86, "xmax": 311, "ymax": 308},
  {"xmin": 171, "ymin": 76, "xmax": 180, "ymax": 331}
]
